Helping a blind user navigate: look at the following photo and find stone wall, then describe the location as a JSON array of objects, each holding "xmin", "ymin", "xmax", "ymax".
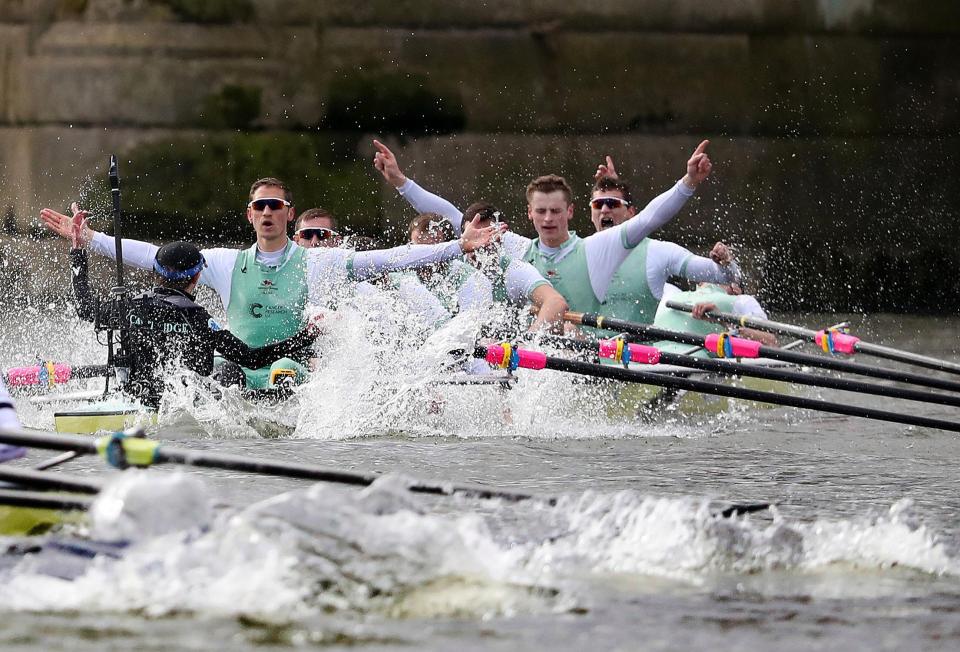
[{"xmin": 0, "ymin": 0, "xmax": 957, "ymax": 311}]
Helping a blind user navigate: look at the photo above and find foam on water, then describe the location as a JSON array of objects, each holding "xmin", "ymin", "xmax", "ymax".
[
  {"xmin": 519, "ymin": 492, "xmax": 960, "ymax": 586},
  {"xmin": 2, "ymin": 471, "xmax": 957, "ymax": 620}
]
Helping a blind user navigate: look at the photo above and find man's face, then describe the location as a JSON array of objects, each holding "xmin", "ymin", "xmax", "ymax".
[
  {"xmin": 294, "ymin": 217, "xmax": 342, "ymax": 248},
  {"xmin": 527, "ymin": 191, "xmax": 573, "ymax": 247},
  {"xmin": 589, "ymin": 188, "xmax": 635, "ymax": 231},
  {"xmin": 410, "ymin": 227, "xmax": 445, "ymax": 246},
  {"xmin": 247, "ymin": 185, "xmax": 295, "ymax": 242}
]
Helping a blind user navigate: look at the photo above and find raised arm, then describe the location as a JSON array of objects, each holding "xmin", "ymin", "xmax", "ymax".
[
  {"xmin": 372, "ymin": 139, "xmax": 466, "ymax": 232},
  {"xmin": 621, "ymin": 139, "xmax": 712, "ymax": 247},
  {"xmin": 584, "ymin": 141, "xmax": 715, "ymax": 301},
  {"xmin": 594, "ymin": 155, "xmax": 619, "ymax": 182},
  {"xmin": 41, "ymin": 207, "xmax": 159, "ymax": 269},
  {"xmin": 683, "ymin": 242, "xmax": 741, "ymax": 284},
  {"xmin": 347, "ymin": 216, "xmax": 503, "ymax": 281}
]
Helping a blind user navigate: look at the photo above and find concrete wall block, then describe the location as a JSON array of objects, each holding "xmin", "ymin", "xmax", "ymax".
[
  {"xmin": 250, "ymin": 0, "xmax": 960, "ymax": 35},
  {"xmin": 0, "ymin": 24, "xmax": 28, "ymax": 122},
  {"xmin": 34, "ymin": 21, "xmax": 287, "ymax": 59},
  {"xmin": 746, "ymin": 34, "xmax": 960, "ymax": 136}
]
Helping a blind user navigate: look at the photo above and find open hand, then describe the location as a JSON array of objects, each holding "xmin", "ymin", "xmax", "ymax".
[
  {"xmin": 459, "ymin": 214, "xmax": 507, "ymax": 253},
  {"xmin": 40, "ymin": 204, "xmax": 92, "ymax": 247},
  {"xmin": 68, "ymin": 203, "xmax": 90, "ymax": 249}
]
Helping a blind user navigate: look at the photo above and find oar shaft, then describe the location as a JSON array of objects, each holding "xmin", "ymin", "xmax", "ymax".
[
  {"xmin": 568, "ymin": 312, "xmax": 960, "ymax": 394},
  {"xmin": 481, "ymin": 346, "xmax": 960, "ymax": 433},
  {"xmin": 534, "ymin": 333, "xmax": 960, "ymax": 408},
  {"xmin": 0, "ymin": 429, "xmax": 540, "ymax": 505},
  {"xmin": 0, "ymin": 467, "xmax": 102, "ymax": 494},
  {"xmin": 665, "ymin": 301, "xmax": 960, "ymax": 376},
  {"xmin": 0, "ymin": 488, "xmax": 92, "ymax": 511},
  {"xmin": 853, "ymin": 340, "xmax": 960, "ymax": 375},
  {"xmin": 654, "ymin": 352, "xmax": 960, "ymax": 409},
  {"xmin": 548, "ymin": 356, "xmax": 960, "ymax": 432}
]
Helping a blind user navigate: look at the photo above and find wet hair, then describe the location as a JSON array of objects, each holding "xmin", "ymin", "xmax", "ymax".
[
  {"xmin": 249, "ymin": 177, "xmax": 293, "ymax": 203},
  {"xmin": 407, "ymin": 213, "xmax": 456, "ymax": 241},
  {"xmin": 525, "ymin": 174, "xmax": 573, "ymax": 204},
  {"xmin": 463, "ymin": 201, "xmax": 503, "ymax": 224},
  {"xmin": 295, "ymin": 207, "xmax": 338, "ymax": 231},
  {"xmin": 592, "ymin": 176, "xmax": 633, "ymax": 206}
]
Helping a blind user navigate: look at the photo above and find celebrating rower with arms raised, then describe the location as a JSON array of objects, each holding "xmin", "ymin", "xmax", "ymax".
[
  {"xmin": 372, "ymin": 139, "xmax": 738, "ymax": 333},
  {"xmin": 591, "ymin": 156, "xmax": 776, "ymax": 346},
  {"xmin": 69, "ymin": 232, "xmax": 321, "ymax": 407},
  {"xmin": 40, "ymin": 177, "xmax": 502, "ymax": 390}
]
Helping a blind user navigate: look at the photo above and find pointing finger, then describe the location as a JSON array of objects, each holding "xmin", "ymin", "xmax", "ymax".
[{"xmin": 692, "ymin": 139, "xmax": 709, "ymax": 157}]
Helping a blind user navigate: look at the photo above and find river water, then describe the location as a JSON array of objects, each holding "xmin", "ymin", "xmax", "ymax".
[{"xmin": 1, "ymin": 295, "xmax": 959, "ymax": 651}]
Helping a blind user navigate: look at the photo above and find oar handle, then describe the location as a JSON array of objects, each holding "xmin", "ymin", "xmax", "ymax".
[{"xmin": 664, "ymin": 301, "xmax": 815, "ymax": 338}]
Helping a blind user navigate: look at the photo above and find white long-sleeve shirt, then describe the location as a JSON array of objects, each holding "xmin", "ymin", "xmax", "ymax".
[
  {"xmin": 395, "ymin": 178, "xmax": 739, "ymax": 302},
  {"xmin": 89, "ymin": 232, "xmax": 468, "ymax": 312},
  {"xmin": 456, "ymin": 257, "xmax": 550, "ymax": 311}
]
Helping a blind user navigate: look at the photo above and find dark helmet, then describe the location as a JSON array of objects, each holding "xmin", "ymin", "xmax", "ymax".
[{"xmin": 153, "ymin": 241, "xmax": 206, "ymax": 281}]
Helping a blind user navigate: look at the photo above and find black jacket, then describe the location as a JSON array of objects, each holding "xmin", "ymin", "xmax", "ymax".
[{"xmin": 71, "ymin": 249, "xmax": 317, "ymax": 405}]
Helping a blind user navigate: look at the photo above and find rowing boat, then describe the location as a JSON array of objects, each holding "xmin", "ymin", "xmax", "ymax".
[
  {"xmin": 0, "ymin": 499, "xmax": 83, "ymax": 536},
  {"xmin": 584, "ymin": 357, "xmax": 796, "ymax": 420}
]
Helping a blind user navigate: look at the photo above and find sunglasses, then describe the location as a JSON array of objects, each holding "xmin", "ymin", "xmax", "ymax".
[
  {"xmin": 248, "ymin": 197, "xmax": 291, "ymax": 211},
  {"xmin": 590, "ymin": 197, "xmax": 630, "ymax": 210},
  {"xmin": 296, "ymin": 227, "xmax": 339, "ymax": 241}
]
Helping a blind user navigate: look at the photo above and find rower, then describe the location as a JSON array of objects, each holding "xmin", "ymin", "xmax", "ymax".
[
  {"xmin": 404, "ymin": 213, "xmax": 474, "ymax": 314},
  {"xmin": 372, "ymin": 139, "xmax": 736, "ymax": 334},
  {"xmin": 585, "ymin": 171, "xmax": 744, "ymax": 325},
  {"xmin": 653, "ymin": 280, "xmax": 778, "ymax": 354},
  {"xmin": 41, "ymin": 177, "xmax": 501, "ymax": 391},
  {"xmin": 455, "ymin": 203, "xmax": 568, "ymax": 336},
  {"xmin": 70, "ymin": 238, "xmax": 321, "ymax": 408},
  {"xmin": 293, "ymin": 208, "xmax": 343, "ymax": 249}
]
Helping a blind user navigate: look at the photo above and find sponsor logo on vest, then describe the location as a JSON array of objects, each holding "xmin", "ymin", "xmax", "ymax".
[
  {"xmin": 251, "ymin": 302, "xmax": 264, "ymax": 318},
  {"xmin": 259, "ymin": 279, "xmax": 278, "ymax": 294}
]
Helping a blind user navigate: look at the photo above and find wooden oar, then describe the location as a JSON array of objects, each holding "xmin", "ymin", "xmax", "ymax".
[
  {"xmin": 665, "ymin": 301, "xmax": 960, "ymax": 376},
  {"xmin": 0, "ymin": 429, "xmax": 770, "ymax": 518},
  {"xmin": 533, "ymin": 334, "xmax": 960, "ymax": 409},
  {"xmin": 566, "ymin": 312, "xmax": 960, "ymax": 394},
  {"xmin": 476, "ymin": 343, "xmax": 960, "ymax": 433}
]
